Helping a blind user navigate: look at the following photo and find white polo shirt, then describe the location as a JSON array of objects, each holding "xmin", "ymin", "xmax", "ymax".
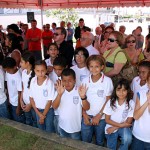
[
  {"xmin": 71, "ymin": 65, "xmax": 90, "ymax": 87},
  {"xmin": 131, "ymin": 76, "xmax": 147, "ymax": 102},
  {"xmin": 57, "ymin": 87, "xmax": 83, "ymax": 133},
  {"xmin": 5, "ymin": 69, "xmax": 22, "ymax": 106},
  {"xmin": 30, "ymin": 76, "xmax": 55, "ymax": 109},
  {"xmin": 104, "ymin": 99, "xmax": 135, "ymax": 134},
  {"xmin": 22, "ymin": 69, "xmax": 32, "ymax": 104},
  {"xmin": 82, "ymin": 73, "xmax": 113, "ymax": 118},
  {"xmin": 0, "ymin": 68, "xmax": 6, "ymax": 104},
  {"xmin": 132, "ymin": 86, "xmax": 150, "ymax": 142},
  {"xmin": 86, "ymin": 44, "xmax": 99, "ymax": 56}
]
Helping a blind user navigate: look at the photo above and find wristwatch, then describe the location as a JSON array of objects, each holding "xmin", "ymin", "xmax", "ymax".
[
  {"xmin": 81, "ymin": 95, "xmax": 87, "ymax": 100},
  {"xmin": 99, "ymin": 112, "xmax": 103, "ymax": 116}
]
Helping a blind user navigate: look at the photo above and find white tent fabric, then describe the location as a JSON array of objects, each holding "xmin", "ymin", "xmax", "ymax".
[{"xmin": 0, "ymin": 0, "xmax": 150, "ymax": 9}]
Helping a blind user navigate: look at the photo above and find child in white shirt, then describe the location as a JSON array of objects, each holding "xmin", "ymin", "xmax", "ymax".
[
  {"xmin": 81, "ymin": 55, "xmax": 113, "ymax": 146},
  {"xmin": 2, "ymin": 57, "xmax": 24, "ymax": 123},
  {"xmin": 131, "ymin": 73, "xmax": 150, "ymax": 150},
  {"xmin": 0, "ymin": 52, "xmax": 9, "ymax": 118},
  {"xmin": 104, "ymin": 79, "xmax": 135, "ymax": 150},
  {"xmin": 131, "ymin": 61, "xmax": 150, "ymax": 102},
  {"xmin": 49, "ymin": 56, "xmax": 67, "ymax": 134},
  {"xmin": 45, "ymin": 43, "xmax": 59, "ymax": 74},
  {"xmin": 52, "ymin": 68, "xmax": 90, "ymax": 140},
  {"xmin": 71, "ymin": 47, "xmax": 90, "ymax": 87},
  {"xmin": 30, "ymin": 60, "xmax": 55, "ymax": 132},
  {"xmin": 20, "ymin": 51, "xmax": 37, "ymax": 127}
]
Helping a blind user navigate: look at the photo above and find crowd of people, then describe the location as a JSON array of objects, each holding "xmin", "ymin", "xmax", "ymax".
[{"xmin": 0, "ymin": 18, "xmax": 150, "ymax": 150}]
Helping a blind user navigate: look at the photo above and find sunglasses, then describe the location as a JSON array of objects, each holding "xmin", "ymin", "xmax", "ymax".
[
  {"xmin": 108, "ymin": 38, "xmax": 117, "ymax": 42},
  {"xmin": 54, "ymin": 33, "xmax": 61, "ymax": 36},
  {"xmin": 127, "ymin": 40, "xmax": 136, "ymax": 44}
]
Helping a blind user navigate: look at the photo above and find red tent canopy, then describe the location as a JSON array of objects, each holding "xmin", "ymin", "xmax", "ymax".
[{"xmin": 0, "ymin": 0, "xmax": 150, "ymax": 9}]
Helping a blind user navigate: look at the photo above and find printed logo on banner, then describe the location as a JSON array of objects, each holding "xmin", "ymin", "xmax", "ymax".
[
  {"xmin": 73, "ymin": 96, "xmax": 79, "ymax": 104},
  {"xmin": 43, "ymin": 89, "xmax": 48, "ymax": 97},
  {"xmin": 97, "ymin": 90, "xmax": 104, "ymax": 97}
]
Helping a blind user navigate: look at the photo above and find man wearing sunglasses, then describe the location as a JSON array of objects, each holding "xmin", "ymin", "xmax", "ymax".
[{"xmin": 53, "ymin": 27, "xmax": 74, "ymax": 67}]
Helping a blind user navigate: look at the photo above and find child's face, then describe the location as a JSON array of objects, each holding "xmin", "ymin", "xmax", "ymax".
[
  {"xmin": 53, "ymin": 65, "xmax": 64, "ymax": 77},
  {"xmin": 139, "ymin": 66, "xmax": 150, "ymax": 81},
  {"xmin": 88, "ymin": 60, "xmax": 104, "ymax": 76},
  {"xmin": 47, "ymin": 45, "xmax": 59, "ymax": 58},
  {"xmin": 116, "ymin": 85, "xmax": 127, "ymax": 101},
  {"xmin": 75, "ymin": 51, "xmax": 86, "ymax": 65},
  {"xmin": 20, "ymin": 58, "xmax": 28, "ymax": 70},
  {"xmin": 34, "ymin": 65, "xmax": 47, "ymax": 78},
  {"xmin": 62, "ymin": 75, "xmax": 76, "ymax": 92}
]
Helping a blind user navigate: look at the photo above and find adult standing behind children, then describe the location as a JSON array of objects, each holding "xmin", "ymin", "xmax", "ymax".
[
  {"xmin": 26, "ymin": 20, "xmax": 42, "ymax": 61},
  {"xmin": 42, "ymin": 24, "xmax": 53, "ymax": 59},
  {"xmin": 53, "ymin": 27, "xmax": 74, "ymax": 67}
]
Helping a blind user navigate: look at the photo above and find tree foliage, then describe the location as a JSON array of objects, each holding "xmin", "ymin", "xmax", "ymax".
[{"xmin": 46, "ymin": 8, "xmax": 79, "ymax": 27}]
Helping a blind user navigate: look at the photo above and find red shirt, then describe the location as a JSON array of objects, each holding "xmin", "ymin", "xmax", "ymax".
[
  {"xmin": 42, "ymin": 30, "xmax": 53, "ymax": 47},
  {"xmin": 26, "ymin": 28, "xmax": 42, "ymax": 51}
]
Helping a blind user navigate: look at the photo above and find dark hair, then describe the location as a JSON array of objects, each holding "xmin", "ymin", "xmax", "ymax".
[
  {"xmin": 138, "ymin": 61, "xmax": 150, "ymax": 69},
  {"xmin": 53, "ymin": 56, "xmax": 67, "ymax": 68},
  {"xmin": 86, "ymin": 55, "xmax": 106, "ymax": 71},
  {"xmin": 48, "ymin": 43, "xmax": 59, "ymax": 51},
  {"xmin": 79, "ymin": 18, "xmax": 84, "ymax": 22},
  {"xmin": 74, "ymin": 47, "xmax": 89, "ymax": 63},
  {"xmin": 22, "ymin": 52, "xmax": 35, "ymax": 88},
  {"xmin": 52, "ymin": 22, "xmax": 56, "ymax": 27},
  {"xmin": 6, "ymin": 33, "xmax": 22, "ymax": 53},
  {"xmin": 0, "ymin": 52, "xmax": 4, "ymax": 65},
  {"xmin": 105, "ymin": 26, "xmax": 114, "ymax": 32},
  {"xmin": 56, "ymin": 27, "xmax": 66, "ymax": 39},
  {"xmin": 61, "ymin": 68, "xmax": 76, "ymax": 80},
  {"xmin": 2, "ymin": 57, "xmax": 16, "ymax": 68},
  {"xmin": 35, "ymin": 60, "xmax": 47, "ymax": 69},
  {"xmin": 8, "ymin": 24, "xmax": 20, "ymax": 34},
  {"xmin": 31, "ymin": 19, "xmax": 37, "ymax": 23},
  {"xmin": 110, "ymin": 78, "xmax": 132, "ymax": 110}
]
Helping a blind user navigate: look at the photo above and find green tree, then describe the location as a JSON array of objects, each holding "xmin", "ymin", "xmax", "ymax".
[{"xmin": 45, "ymin": 8, "xmax": 79, "ymax": 27}]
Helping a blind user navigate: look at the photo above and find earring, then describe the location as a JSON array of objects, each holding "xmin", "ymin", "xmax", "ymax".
[{"xmin": 9, "ymin": 41, "xmax": 12, "ymax": 48}]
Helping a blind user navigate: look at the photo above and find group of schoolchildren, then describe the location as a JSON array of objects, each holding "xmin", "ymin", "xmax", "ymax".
[{"xmin": 0, "ymin": 43, "xmax": 150, "ymax": 150}]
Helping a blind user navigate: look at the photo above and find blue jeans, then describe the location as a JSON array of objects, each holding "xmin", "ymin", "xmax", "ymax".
[
  {"xmin": 24, "ymin": 108, "xmax": 37, "ymax": 127},
  {"xmin": 0, "ymin": 101, "xmax": 9, "ymax": 119},
  {"xmin": 9, "ymin": 104, "xmax": 25, "ymax": 123},
  {"xmin": 81, "ymin": 118, "xmax": 106, "ymax": 146},
  {"xmin": 59, "ymin": 127, "xmax": 81, "ymax": 140},
  {"xmin": 131, "ymin": 136, "xmax": 150, "ymax": 150},
  {"xmin": 54, "ymin": 115, "xmax": 60, "ymax": 134},
  {"xmin": 105, "ymin": 127, "xmax": 132, "ymax": 150},
  {"xmin": 36, "ymin": 108, "xmax": 55, "ymax": 133}
]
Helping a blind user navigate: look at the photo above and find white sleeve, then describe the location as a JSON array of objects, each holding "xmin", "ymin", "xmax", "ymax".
[
  {"xmin": 29, "ymin": 80, "xmax": 34, "ymax": 98},
  {"xmin": 47, "ymin": 80, "xmax": 55, "ymax": 100},
  {"xmin": 127, "ymin": 100, "xmax": 135, "ymax": 118},
  {"xmin": 103, "ymin": 100, "xmax": 112, "ymax": 115},
  {"xmin": 106, "ymin": 78, "xmax": 114, "ymax": 96},
  {"xmin": 17, "ymin": 77, "xmax": 22, "ymax": 92}
]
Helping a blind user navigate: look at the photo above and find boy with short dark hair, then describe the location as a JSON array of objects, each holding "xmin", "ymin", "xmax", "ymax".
[
  {"xmin": 52, "ymin": 68, "xmax": 90, "ymax": 140},
  {"xmin": 2, "ymin": 57, "xmax": 24, "ymax": 123}
]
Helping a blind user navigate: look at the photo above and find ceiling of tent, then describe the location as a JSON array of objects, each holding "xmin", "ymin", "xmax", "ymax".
[{"xmin": 0, "ymin": 0, "xmax": 150, "ymax": 9}]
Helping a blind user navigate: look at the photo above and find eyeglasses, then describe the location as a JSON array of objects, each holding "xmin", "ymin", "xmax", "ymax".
[
  {"xmin": 54, "ymin": 33, "xmax": 61, "ymax": 36},
  {"xmin": 108, "ymin": 38, "xmax": 117, "ymax": 43},
  {"xmin": 75, "ymin": 54, "xmax": 85, "ymax": 58},
  {"xmin": 127, "ymin": 40, "xmax": 136, "ymax": 44}
]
